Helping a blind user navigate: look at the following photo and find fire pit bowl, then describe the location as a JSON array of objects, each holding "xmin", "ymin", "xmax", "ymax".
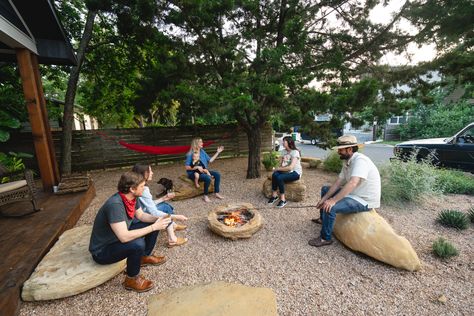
[{"xmin": 208, "ymin": 203, "xmax": 263, "ymax": 240}]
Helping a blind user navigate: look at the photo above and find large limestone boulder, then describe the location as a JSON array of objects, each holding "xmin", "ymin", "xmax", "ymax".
[
  {"xmin": 333, "ymin": 209, "xmax": 421, "ymax": 271},
  {"xmin": 148, "ymin": 281, "xmax": 277, "ymax": 316},
  {"xmin": 22, "ymin": 226, "xmax": 126, "ymax": 301},
  {"xmin": 208, "ymin": 203, "xmax": 263, "ymax": 240},
  {"xmin": 173, "ymin": 174, "xmax": 215, "ymax": 201},
  {"xmin": 262, "ymin": 176, "xmax": 306, "ymax": 202}
]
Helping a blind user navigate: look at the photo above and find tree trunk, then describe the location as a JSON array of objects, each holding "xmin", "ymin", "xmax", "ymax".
[
  {"xmin": 60, "ymin": 9, "xmax": 97, "ymax": 175},
  {"xmin": 246, "ymin": 125, "xmax": 262, "ymax": 179}
]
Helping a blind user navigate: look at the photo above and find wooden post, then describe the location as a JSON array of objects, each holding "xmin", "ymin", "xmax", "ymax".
[{"xmin": 16, "ymin": 48, "xmax": 59, "ymax": 191}]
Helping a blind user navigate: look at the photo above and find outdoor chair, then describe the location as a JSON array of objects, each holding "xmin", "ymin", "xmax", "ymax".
[{"xmin": 0, "ymin": 169, "xmax": 41, "ymax": 216}]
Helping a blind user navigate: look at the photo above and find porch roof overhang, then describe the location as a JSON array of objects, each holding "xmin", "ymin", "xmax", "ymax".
[{"xmin": 0, "ymin": 0, "xmax": 77, "ymax": 65}]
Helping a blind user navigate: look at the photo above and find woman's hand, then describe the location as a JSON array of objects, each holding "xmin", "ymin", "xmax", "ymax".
[
  {"xmin": 216, "ymin": 146, "xmax": 224, "ymax": 153},
  {"xmin": 172, "ymin": 214, "xmax": 188, "ymax": 221},
  {"xmin": 151, "ymin": 216, "xmax": 172, "ymax": 231},
  {"xmin": 165, "ymin": 192, "xmax": 176, "ymax": 200},
  {"xmin": 195, "ymin": 166, "xmax": 204, "ymax": 173}
]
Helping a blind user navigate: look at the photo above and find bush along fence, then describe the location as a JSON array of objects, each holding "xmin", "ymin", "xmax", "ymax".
[{"xmin": 0, "ymin": 124, "xmax": 272, "ymax": 172}]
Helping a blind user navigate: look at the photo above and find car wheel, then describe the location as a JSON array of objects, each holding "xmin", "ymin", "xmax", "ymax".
[{"xmin": 311, "ymin": 139, "xmax": 316, "ymax": 145}]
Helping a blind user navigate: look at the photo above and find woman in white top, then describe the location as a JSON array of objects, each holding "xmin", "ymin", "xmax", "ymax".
[{"xmin": 267, "ymin": 136, "xmax": 302, "ymax": 208}]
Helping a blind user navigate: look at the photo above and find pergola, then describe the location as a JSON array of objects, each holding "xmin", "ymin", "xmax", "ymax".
[{"xmin": 0, "ymin": 0, "xmax": 77, "ymax": 191}]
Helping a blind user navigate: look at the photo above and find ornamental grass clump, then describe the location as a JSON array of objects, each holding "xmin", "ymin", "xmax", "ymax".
[
  {"xmin": 468, "ymin": 207, "xmax": 474, "ymax": 223},
  {"xmin": 437, "ymin": 210, "xmax": 469, "ymax": 230},
  {"xmin": 323, "ymin": 150, "xmax": 342, "ymax": 173},
  {"xmin": 380, "ymin": 152, "xmax": 440, "ymax": 204},
  {"xmin": 432, "ymin": 237, "xmax": 459, "ymax": 259},
  {"xmin": 309, "ymin": 159, "xmax": 322, "ymax": 169},
  {"xmin": 434, "ymin": 169, "xmax": 474, "ymax": 195}
]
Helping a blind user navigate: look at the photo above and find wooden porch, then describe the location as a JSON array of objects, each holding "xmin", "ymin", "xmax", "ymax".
[{"xmin": 0, "ymin": 184, "xmax": 95, "ymax": 316}]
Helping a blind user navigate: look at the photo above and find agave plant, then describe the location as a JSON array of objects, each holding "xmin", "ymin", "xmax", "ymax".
[{"xmin": 437, "ymin": 210, "xmax": 469, "ymax": 230}]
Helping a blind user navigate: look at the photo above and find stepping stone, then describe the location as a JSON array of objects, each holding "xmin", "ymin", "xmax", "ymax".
[
  {"xmin": 173, "ymin": 175, "xmax": 215, "ymax": 201},
  {"xmin": 22, "ymin": 225, "xmax": 126, "ymax": 301},
  {"xmin": 148, "ymin": 281, "xmax": 277, "ymax": 316},
  {"xmin": 262, "ymin": 176, "xmax": 306, "ymax": 202},
  {"xmin": 333, "ymin": 209, "xmax": 422, "ymax": 271}
]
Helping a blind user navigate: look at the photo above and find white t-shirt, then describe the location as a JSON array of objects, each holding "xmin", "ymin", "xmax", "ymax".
[
  {"xmin": 339, "ymin": 152, "xmax": 381, "ymax": 208},
  {"xmin": 281, "ymin": 150, "xmax": 302, "ymax": 175}
]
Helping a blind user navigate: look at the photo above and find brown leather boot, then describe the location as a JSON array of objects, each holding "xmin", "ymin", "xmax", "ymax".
[
  {"xmin": 140, "ymin": 255, "xmax": 167, "ymax": 266},
  {"xmin": 175, "ymin": 224, "xmax": 187, "ymax": 231},
  {"xmin": 122, "ymin": 275, "xmax": 153, "ymax": 292}
]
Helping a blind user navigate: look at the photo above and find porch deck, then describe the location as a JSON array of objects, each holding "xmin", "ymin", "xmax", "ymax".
[{"xmin": 0, "ymin": 184, "xmax": 95, "ymax": 316}]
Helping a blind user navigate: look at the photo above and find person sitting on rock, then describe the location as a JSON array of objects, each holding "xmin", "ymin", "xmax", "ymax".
[
  {"xmin": 131, "ymin": 163, "xmax": 188, "ymax": 247},
  {"xmin": 191, "ymin": 151, "xmax": 212, "ymax": 188},
  {"xmin": 309, "ymin": 135, "xmax": 381, "ymax": 247},
  {"xmin": 267, "ymin": 136, "xmax": 302, "ymax": 208},
  {"xmin": 89, "ymin": 172, "xmax": 172, "ymax": 292},
  {"xmin": 185, "ymin": 137, "xmax": 224, "ymax": 202}
]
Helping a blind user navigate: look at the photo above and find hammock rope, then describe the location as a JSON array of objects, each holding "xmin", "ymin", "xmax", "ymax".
[{"xmin": 94, "ymin": 131, "xmax": 226, "ymax": 155}]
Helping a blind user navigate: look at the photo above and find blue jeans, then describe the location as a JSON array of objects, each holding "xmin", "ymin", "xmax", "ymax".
[
  {"xmin": 91, "ymin": 221, "xmax": 159, "ymax": 277},
  {"xmin": 319, "ymin": 185, "xmax": 369, "ymax": 241},
  {"xmin": 156, "ymin": 202, "xmax": 174, "ymax": 214},
  {"xmin": 271, "ymin": 171, "xmax": 300, "ymax": 194},
  {"xmin": 187, "ymin": 170, "xmax": 220, "ymax": 195}
]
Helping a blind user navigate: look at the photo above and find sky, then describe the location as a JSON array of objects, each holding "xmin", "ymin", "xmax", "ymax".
[{"xmin": 369, "ymin": 0, "xmax": 438, "ymax": 66}]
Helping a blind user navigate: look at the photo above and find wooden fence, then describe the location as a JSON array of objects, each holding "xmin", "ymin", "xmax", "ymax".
[{"xmin": 1, "ymin": 124, "xmax": 272, "ymax": 172}]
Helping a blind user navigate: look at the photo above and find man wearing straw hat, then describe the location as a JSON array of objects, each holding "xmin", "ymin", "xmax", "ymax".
[{"xmin": 308, "ymin": 135, "xmax": 381, "ymax": 247}]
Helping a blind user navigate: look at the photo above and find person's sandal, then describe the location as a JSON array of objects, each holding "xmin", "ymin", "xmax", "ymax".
[
  {"xmin": 168, "ymin": 237, "xmax": 188, "ymax": 248},
  {"xmin": 311, "ymin": 218, "xmax": 323, "ymax": 224}
]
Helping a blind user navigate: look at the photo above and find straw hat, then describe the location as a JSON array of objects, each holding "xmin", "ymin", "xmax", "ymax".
[{"xmin": 332, "ymin": 135, "xmax": 364, "ymax": 150}]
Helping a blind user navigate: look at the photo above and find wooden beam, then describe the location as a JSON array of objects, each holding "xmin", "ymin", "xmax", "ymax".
[{"xmin": 16, "ymin": 48, "xmax": 59, "ymax": 190}]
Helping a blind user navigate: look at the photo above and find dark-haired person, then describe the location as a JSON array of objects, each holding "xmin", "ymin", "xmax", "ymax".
[
  {"xmin": 131, "ymin": 163, "xmax": 188, "ymax": 247},
  {"xmin": 309, "ymin": 135, "xmax": 381, "ymax": 247},
  {"xmin": 267, "ymin": 136, "xmax": 303, "ymax": 208},
  {"xmin": 89, "ymin": 172, "xmax": 172, "ymax": 292}
]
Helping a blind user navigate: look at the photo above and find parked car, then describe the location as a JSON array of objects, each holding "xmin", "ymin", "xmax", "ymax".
[
  {"xmin": 393, "ymin": 122, "xmax": 474, "ymax": 172},
  {"xmin": 295, "ymin": 125, "xmax": 343, "ymax": 145}
]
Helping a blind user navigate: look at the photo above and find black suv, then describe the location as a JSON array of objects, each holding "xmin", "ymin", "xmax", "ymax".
[{"xmin": 393, "ymin": 122, "xmax": 474, "ymax": 172}]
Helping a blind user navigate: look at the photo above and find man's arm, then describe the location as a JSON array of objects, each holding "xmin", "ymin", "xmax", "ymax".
[
  {"xmin": 110, "ymin": 216, "xmax": 171, "ymax": 243},
  {"xmin": 321, "ymin": 176, "xmax": 361, "ymax": 212},
  {"xmin": 316, "ymin": 178, "xmax": 342, "ymax": 208}
]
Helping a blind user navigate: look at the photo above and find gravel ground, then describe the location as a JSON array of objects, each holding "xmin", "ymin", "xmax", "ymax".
[{"xmin": 20, "ymin": 157, "xmax": 474, "ymax": 316}]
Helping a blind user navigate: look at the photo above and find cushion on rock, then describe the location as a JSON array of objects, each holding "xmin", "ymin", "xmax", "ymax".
[
  {"xmin": 0, "ymin": 179, "xmax": 27, "ymax": 193},
  {"xmin": 333, "ymin": 209, "xmax": 421, "ymax": 271},
  {"xmin": 148, "ymin": 281, "xmax": 277, "ymax": 316},
  {"xmin": 22, "ymin": 225, "xmax": 126, "ymax": 301},
  {"xmin": 262, "ymin": 177, "xmax": 306, "ymax": 202}
]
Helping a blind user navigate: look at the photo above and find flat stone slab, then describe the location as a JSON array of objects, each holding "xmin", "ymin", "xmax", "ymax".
[
  {"xmin": 148, "ymin": 281, "xmax": 277, "ymax": 316},
  {"xmin": 22, "ymin": 225, "xmax": 126, "ymax": 301},
  {"xmin": 173, "ymin": 175, "xmax": 215, "ymax": 201},
  {"xmin": 333, "ymin": 209, "xmax": 422, "ymax": 271},
  {"xmin": 262, "ymin": 176, "xmax": 306, "ymax": 202}
]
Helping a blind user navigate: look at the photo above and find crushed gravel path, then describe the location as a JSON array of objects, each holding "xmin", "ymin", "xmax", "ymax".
[{"xmin": 20, "ymin": 158, "xmax": 474, "ymax": 315}]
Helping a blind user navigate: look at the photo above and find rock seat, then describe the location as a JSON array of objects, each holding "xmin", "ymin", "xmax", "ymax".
[
  {"xmin": 262, "ymin": 175, "xmax": 306, "ymax": 202},
  {"xmin": 333, "ymin": 209, "xmax": 421, "ymax": 271},
  {"xmin": 173, "ymin": 174, "xmax": 215, "ymax": 201},
  {"xmin": 22, "ymin": 225, "xmax": 126, "ymax": 301}
]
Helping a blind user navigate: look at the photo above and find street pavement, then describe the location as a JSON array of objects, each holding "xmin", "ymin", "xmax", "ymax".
[{"xmin": 297, "ymin": 142, "xmax": 395, "ymax": 166}]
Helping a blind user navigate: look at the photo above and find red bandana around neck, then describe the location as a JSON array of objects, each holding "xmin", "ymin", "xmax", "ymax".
[{"xmin": 118, "ymin": 192, "xmax": 136, "ymax": 219}]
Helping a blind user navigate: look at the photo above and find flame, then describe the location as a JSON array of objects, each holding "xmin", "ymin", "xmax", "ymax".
[{"xmin": 222, "ymin": 211, "xmax": 245, "ymax": 227}]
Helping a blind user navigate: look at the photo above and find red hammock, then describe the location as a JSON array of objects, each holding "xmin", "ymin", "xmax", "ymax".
[{"xmin": 118, "ymin": 140, "xmax": 215, "ymax": 155}]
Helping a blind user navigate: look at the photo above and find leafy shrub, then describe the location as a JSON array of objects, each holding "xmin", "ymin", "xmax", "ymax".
[
  {"xmin": 380, "ymin": 153, "xmax": 440, "ymax": 204},
  {"xmin": 467, "ymin": 207, "xmax": 474, "ymax": 223},
  {"xmin": 309, "ymin": 159, "xmax": 322, "ymax": 169},
  {"xmin": 323, "ymin": 150, "xmax": 342, "ymax": 173},
  {"xmin": 435, "ymin": 169, "xmax": 474, "ymax": 195},
  {"xmin": 262, "ymin": 151, "xmax": 279, "ymax": 171},
  {"xmin": 0, "ymin": 152, "xmax": 31, "ymax": 183},
  {"xmin": 432, "ymin": 237, "xmax": 459, "ymax": 259},
  {"xmin": 437, "ymin": 210, "xmax": 469, "ymax": 230}
]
